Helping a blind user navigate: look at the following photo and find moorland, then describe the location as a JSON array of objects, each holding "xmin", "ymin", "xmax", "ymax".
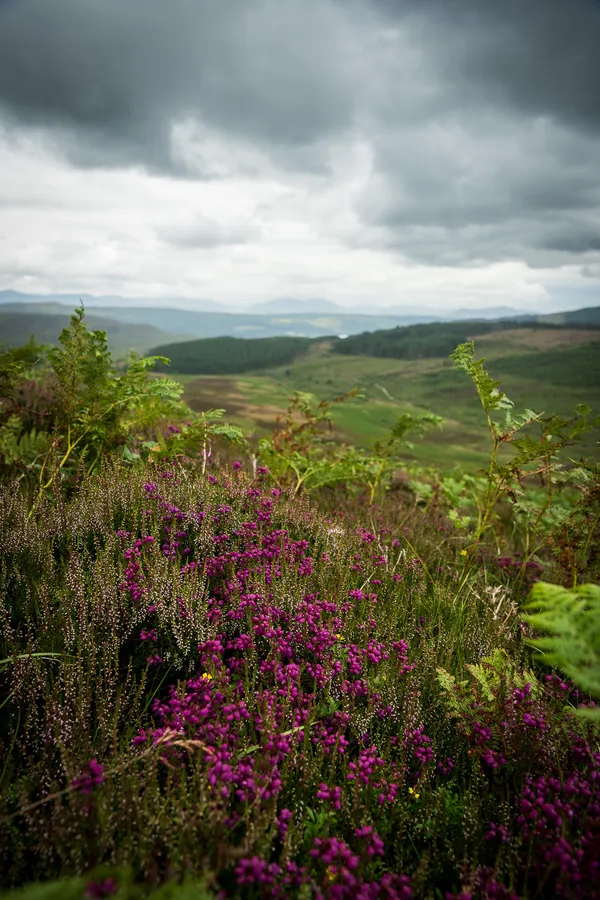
[{"xmin": 0, "ymin": 306, "xmax": 599, "ymax": 900}]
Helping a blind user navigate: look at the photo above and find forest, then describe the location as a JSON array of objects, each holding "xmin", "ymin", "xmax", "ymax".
[{"xmin": 150, "ymin": 334, "xmax": 315, "ymax": 375}]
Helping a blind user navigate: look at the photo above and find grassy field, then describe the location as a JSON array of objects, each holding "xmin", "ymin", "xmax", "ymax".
[{"xmin": 179, "ymin": 328, "xmax": 600, "ymax": 471}]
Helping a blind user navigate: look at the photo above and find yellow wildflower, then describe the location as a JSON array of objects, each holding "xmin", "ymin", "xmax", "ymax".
[
  {"xmin": 201, "ymin": 672, "xmax": 213, "ymax": 681},
  {"xmin": 326, "ymin": 866, "xmax": 337, "ymax": 882}
]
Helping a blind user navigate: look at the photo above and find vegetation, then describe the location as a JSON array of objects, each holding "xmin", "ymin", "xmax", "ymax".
[
  {"xmin": 150, "ymin": 335, "xmax": 316, "ymax": 375},
  {"xmin": 487, "ymin": 344, "xmax": 600, "ymax": 390},
  {"xmin": 0, "ymin": 308, "xmax": 599, "ymax": 899},
  {"xmin": 178, "ymin": 329, "xmax": 600, "ymax": 470},
  {"xmin": 524, "ymin": 583, "xmax": 600, "ymax": 720},
  {"xmin": 0, "ymin": 306, "xmax": 244, "ymax": 493},
  {"xmin": 332, "ymin": 319, "xmax": 600, "ymax": 362}
]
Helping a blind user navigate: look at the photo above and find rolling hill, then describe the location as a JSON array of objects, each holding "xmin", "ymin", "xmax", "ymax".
[
  {"xmin": 0, "ymin": 298, "xmax": 442, "ymax": 340},
  {"xmin": 150, "ymin": 335, "xmax": 315, "ymax": 375},
  {"xmin": 161, "ymin": 316, "xmax": 600, "ymax": 472},
  {"xmin": 0, "ymin": 310, "xmax": 190, "ymax": 357}
]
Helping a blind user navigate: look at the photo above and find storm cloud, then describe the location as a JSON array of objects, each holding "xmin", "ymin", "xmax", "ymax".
[{"xmin": 0, "ymin": 0, "xmax": 599, "ymax": 300}]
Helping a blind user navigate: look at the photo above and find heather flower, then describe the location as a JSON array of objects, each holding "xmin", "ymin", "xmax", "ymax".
[
  {"xmin": 436, "ymin": 757, "xmax": 454, "ymax": 777},
  {"xmin": 317, "ymin": 782, "xmax": 343, "ymax": 810},
  {"xmin": 84, "ymin": 878, "xmax": 118, "ymax": 899},
  {"xmin": 347, "ymin": 745, "xmax": 385, "ymax": 786},
  {"xmin": 140, "ymin": 628, "xmax": 157, "ymax": 642},
  {"xmin": 72, "ymin": 759, "xmax": 105, "ymax": 795},
  {"xmin": 404, "ymin": 727, "xmax": 434, "ymax": 774},
  {"xmin": 310, "ymin": 836, "xmax": 360, "ymax": 885},
  {"xmin": 277, "ymin": 808, "xmax": 293, "ymax": 839},
  {"xmin": 5, "ymin": 440, "xmax": 598, "ymax": 898},
  {"xmin": 146, "ymin": 654, "xmax": 163, "ymax": 666},
  {"xmin": 235, "ymin": 856, "xmax": 280, "ymax": 886},
  {"xmin": 485, "ymin": 821, "xmax": 510, "ymax": 843},
  {"xmin": 355, "ymin": 825, "xmax": 385, "ymax": 856}
]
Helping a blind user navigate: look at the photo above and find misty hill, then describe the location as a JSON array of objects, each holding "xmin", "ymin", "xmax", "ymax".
[
  {"xmin": 2, "ymin": 290, "xmax": 599, "ymax": 342},
  {"xmin": 0, "ymin": 289, "xmax": 532, "ymax": 334},
  {"xmin": 0, "ymin": 295, "xmax": 442, "ymax": 339},
  {"xmin": 539, "ymin": 306, "xmax": 600, "ymax": 326},
  {"xmin": 0, "ymin": 289, "xmax": 224, "ymax": 314},
  {"xmin": 442, "ymin": 306, "xmax": 530, "ymax": 320},
  {"xmin": 248, "ymin": 297, "xmax": 345, "ymax": 315},
  {"xmin": 0, "ymin": 310, "xmax": 189, "ymax": 357}
]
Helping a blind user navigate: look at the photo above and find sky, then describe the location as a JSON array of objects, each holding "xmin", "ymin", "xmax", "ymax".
[{"xmin": 0, "ymin": 0, "xmax": 599, "ymax": 313}]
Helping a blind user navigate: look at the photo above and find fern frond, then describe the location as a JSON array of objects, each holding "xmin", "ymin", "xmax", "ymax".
[{"xmin": 524, "ymin": 582, "xmax": 600, "ymax": 719}]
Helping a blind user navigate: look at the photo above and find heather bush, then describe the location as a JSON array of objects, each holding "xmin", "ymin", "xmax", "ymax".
[{"xmin": 1, "ymin": 459, "xmax": 598, "ymax": 898}]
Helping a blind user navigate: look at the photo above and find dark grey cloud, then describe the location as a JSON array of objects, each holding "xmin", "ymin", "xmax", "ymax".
[
  {"xmin": 370, "ymin": 0, "xmax": 600, "ymax": 133},
  {"xmin": 0, "ymin": 0, "xmax": 599, "ymax": 272},
  {"xmin": 540, "ymin": 228, "xmax": 600, "ymax": 255},
  {"xmin": 0, "ymin": 0, "xmax": 364, "ymax": 175},
  {"xmin": 338, "ymin": 0, "xmax": 600, "ymax": 268}
]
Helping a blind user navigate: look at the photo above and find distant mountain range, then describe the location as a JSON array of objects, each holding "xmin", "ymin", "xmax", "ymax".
[
  {"xmin": 0, "ymin": 289, "xmax": 223, "ymax": 314},
  {"xmin": 1, "ymin": 290, "xmax": 599, "ymax": 355},
  {"xmin": 0, "ymin": 289, "xmax": 535, "ymax": 322}
]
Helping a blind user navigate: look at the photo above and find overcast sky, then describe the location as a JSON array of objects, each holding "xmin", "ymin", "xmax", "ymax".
[{"xmin": 1, "ymin": 0, "xmax": 599, "ymax": 312}]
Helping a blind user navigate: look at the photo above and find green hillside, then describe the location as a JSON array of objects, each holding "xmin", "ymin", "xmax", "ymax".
[
  {"xmin": 150, "ymin": 334, "xmax": 317, "ymax": 374},
  {"xmin": 490, "ymin": 343, "xmax": 600, "ymax": 389},
  {"xmin": 332, "ymin": 318, "xmax": 600, "ymax": 361},
  {"xmin": 178, "ymin": 328, "xmax": 600, "ymax": 470}
]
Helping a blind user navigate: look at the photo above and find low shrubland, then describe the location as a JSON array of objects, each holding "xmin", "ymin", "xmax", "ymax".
[{"xmin": 0, "ymin": 310, "xmax": 599, "ymax": 899}]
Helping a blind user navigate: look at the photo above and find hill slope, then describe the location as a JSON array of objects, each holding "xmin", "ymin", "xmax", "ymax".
[
  {"xmin": 150, "ymin": 334, "xmax": 316, "ymax": 375},
  {"xmin": 539, "ymin": 305, "xmax": 600, "ymax": 326},
  {"xmin": 332, "ymin": 317, "xmax": 600, "ymax": 361},
  {"xmin": 0, "ymin": 310, "xmax": 189, "ymax": 357}
]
